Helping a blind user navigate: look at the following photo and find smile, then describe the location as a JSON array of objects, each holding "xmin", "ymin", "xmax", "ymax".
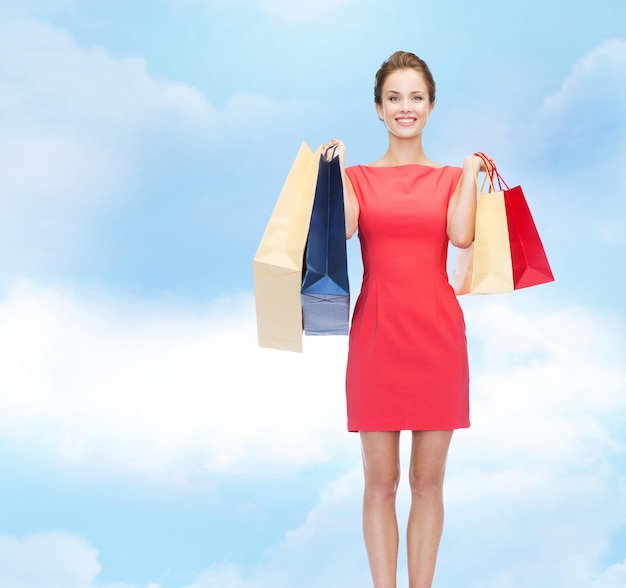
[{"xmin": 396, "ymin": 117, "xmax": 416, "ymax": 126}]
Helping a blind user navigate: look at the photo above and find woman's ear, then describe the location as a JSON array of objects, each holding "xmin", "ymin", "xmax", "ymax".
[{"xmin": 376, "ymin": 103, "xmax": 384, "ymax": 121}]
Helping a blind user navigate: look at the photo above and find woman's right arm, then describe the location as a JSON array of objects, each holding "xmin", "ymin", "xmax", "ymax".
[{"xmin": 327, "ymin": 138, "xmax": 359, "ymax": 239}]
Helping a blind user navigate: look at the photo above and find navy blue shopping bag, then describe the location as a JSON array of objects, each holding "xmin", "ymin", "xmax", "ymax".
[{"xmin": 301, "ymin": 148, "xmax": 350, "ymax": 335}]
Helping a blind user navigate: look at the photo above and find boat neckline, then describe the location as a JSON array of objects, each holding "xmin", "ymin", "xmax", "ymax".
[{"xmin": 356, "ymin": 163, "xmax": 449, "ymax": 170}]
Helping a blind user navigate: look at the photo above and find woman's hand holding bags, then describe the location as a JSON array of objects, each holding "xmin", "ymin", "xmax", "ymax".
[
  {"xmin": 452, "ymin": 154, "xmax": 554, "ymax": 295},
  {"xmin": 253, "ymin": 142, "xmax": 350, "ymax": 352}
]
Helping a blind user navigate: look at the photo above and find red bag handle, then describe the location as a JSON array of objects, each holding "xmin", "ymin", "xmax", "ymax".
[
  {"xmin": 473, "ymin": 152, "xmax": 509, "ymax": 191},
  {"xmin": 473, "ymin": 151, "xmax": 495, "ymax": 181}
]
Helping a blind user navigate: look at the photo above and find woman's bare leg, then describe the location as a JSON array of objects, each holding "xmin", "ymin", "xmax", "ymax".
[
  {"xmin": 406, "ymin": 430, "xmax": 453, "ymax": 588},
  {"xmin": 360, "ymin": 431, "xmax": 402, "ymax": 588}
]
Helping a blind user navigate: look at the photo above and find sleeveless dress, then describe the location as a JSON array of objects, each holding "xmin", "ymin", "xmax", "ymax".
[{"xmin": 345, "ymin": 164, "xmax": 470, "ymax": 432}]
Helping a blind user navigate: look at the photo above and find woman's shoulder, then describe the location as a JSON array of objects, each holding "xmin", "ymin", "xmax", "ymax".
[{"xmin": 442, "ymin": 164, "xmax": 463, "ymax": 176}]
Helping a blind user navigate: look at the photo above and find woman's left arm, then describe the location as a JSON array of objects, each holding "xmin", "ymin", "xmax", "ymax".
[{"xmin": 447, "ymin": 154, "xmax": 491, "ymax": 248}]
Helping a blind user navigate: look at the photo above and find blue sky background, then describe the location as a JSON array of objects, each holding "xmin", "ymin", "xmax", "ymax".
[{"xmin": 0, "ymin": 0, "xmax": 625, "ymax": 587}]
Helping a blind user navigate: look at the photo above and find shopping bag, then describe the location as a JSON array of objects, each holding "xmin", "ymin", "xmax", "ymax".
[
  {"xmin": 470, "ymin": 179, "xmax": 514, "ymax": 293},
  {"xmin": 501, "ymin": 182, "xmax": 555, "ymax": 290},
  {"xmin": 452, "ymin": 154, "xmax": 554, "ymax": 294},
  {"xmin": 452, "ymin": 162, "xmax": 513, "ymax": 294},
  {"xmin": 301, "ymin": 147, "xmax": 350, "ymax": 335},
  {"xmin": 253, "ymin": 142, "xmax": 322, "ymax": 352}
]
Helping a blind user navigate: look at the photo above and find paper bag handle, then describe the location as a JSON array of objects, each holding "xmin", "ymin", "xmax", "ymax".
[
  {"xmin": 471, "ymin": 152, "xmax": 497, "ymax": 194},
  {"xmin": 474, "ymin": 151, "xmax": 510, "ymax": 191},
  {"xmin": 323, "ymin": 143, "xmax": 338, "ymax": 162}
]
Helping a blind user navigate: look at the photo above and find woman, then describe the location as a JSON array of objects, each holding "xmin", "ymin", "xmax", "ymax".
[{"xmin": 325, "ymin": 51, "xmax": 491, "ymax": 588}]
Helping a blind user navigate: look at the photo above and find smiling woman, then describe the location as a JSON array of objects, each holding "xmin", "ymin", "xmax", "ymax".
[{"xmin": 323, "ymin": 51, "xmax": 494, "ymax": 588}]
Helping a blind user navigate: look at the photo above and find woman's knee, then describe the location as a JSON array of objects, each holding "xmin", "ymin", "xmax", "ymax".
[
  {"xmin": 364, "ymin": 463, "xmax": 401, "ymax": 499},
  {"xmin": 408, "ymin": 468, "xmax": 445, "ymax": 499}
]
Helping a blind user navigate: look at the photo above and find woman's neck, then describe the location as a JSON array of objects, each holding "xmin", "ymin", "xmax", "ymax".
[{"xmin": 379, "ymin": 136, "xmax": 432, "ymax": 167}]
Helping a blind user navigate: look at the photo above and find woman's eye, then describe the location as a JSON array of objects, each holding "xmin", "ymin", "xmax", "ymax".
[
  {"xmin": 412, "ymin": 96, "xmax": 422, "ymax": 101},
  {"xmin": 390, "ymin": 96, "xmax": 399, "ymax": 102}
]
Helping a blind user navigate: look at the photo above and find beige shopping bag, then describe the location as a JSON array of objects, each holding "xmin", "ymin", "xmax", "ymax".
[
  {"xmin": 452, "ymin": 162, "xmax": 514, "ymax": 294},
  {"xmin": 470, "ymin": 188, "xmax": 514, "ymax": 293},
  {"xmin": 253, "ymin": 142, "xmax": 322, "ymax": 352}
]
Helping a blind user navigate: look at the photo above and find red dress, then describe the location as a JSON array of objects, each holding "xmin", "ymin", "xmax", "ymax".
[{"xmin": 345, "ymin": 164, "xmax": 470, "ymax": 432}]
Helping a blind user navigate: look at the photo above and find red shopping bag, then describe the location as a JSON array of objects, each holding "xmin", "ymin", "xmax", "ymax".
[{"xmin": 491, "ymin": 162, "xmax": 554, "ymax": 290}]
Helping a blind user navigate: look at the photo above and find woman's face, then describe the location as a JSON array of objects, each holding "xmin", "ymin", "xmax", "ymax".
[{"xmin": 376, "ymin": 68, "xmax": 434, "ymax": 139}]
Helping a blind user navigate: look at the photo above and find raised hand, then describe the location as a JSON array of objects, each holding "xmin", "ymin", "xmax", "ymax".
[
  {"xmin": 323, "ymin": 139, "xmax": 346, "ymax": 168},
  {"xmin": 472, "ymin": 151, "xmax": 495, "ymax": 175}
]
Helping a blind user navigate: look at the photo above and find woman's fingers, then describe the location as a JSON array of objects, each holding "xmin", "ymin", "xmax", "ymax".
[
  {"xmin": 473, "ymin": 151, "xmax": 495, "ymax": 174},
  {"xmin": 323, "ymin": 139, "xmax": 346, "ymax": 161}
]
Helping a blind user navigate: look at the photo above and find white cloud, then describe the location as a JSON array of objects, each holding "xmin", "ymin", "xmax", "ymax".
[
  {"xmin": 0, "ymin": 18, "xmax": 215, "ymax": 277},
  {"xmin": 584, "ymin": 559, "xmax": 626, "ymax": 588},
  {"xmin": 0, "ymin": 16, "xmax": 316, "ymax": 286},
  {"xmin": 459, "ymin": 301, "xmax": 626, "ymax": 466},
  {"xmin": 175, "ymin": 297, "xmax": 626, "ymax": 588},
  {"xmin": 0, "ymin": 532, "xmax": 100, "ymax": 588},
  {"xmin": 0, "ymin": 19, "xmax": 213, "ymax": 127},
  {"xmin": 433, "ymin": 300, "xmax": 626, "ymax": 587},
  {"xmin": 180, "ymin": 566, "xmax": 251, "ymax": 588},
  {"xmin": 0, "ymin": 17, "xmax": 213, "ymax": 200},
  {"xmin": 535, "ymin": 39, "xmax": 626, "ymax": 138},
  {"xmin": 0, "ymin": 16, "xmax": 321, "ymax": 280},
  {"xmin": 0, "ymin": 0, "xmax": 76, "ymax": 19},
  {"xmin": 185, "ymin": 0, "xmax": 362, "ymax": 23},
  {"xmin": 179, "ymin": 468, "xmax": 369, "ymax": 588},
  {"xmin": 1, "ymin": 282, "xmax": 625, "ymax": 480},
  {"xmin": 0, "ymin": 532, "xmax": 158, "ymax": 588},
  {"xmin": 0, "ymin": 17, "xmax": 315, "ymax": 147},
  {"xmin": 0, "ymin": 279, "xmax": 352, "ymax": 477},
  {"xmin": 480, "ymin": 38, "xmax": 626, "ymax": 197},
  {"xmin": 521, "ymin": 38, "xmax": 626, "ymax": 196},
  {"xmin": 178, "ymin": 397, "xmax": 626, "ymax": 588},
  {"xmin": 1, "ymin": 280, "xmax": 626, "ymax": 587}
]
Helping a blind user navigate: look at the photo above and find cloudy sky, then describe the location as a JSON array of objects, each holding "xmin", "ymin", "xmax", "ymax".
[{"xmin": 0, "ymin": 0, "xmax": 625, "ymax": 587}]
